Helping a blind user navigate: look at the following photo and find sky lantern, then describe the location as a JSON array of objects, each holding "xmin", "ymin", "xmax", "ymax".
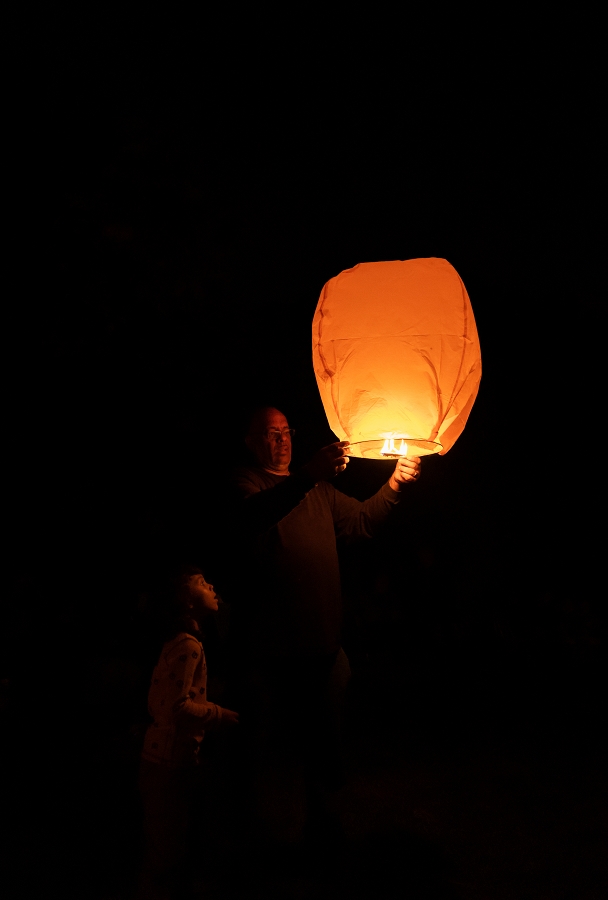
[{"xmin": 312, "ymin": 258, "xmax": 481, "ymax": 459}]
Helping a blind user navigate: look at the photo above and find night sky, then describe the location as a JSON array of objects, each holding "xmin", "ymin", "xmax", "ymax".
[
  {"xmin": 4, "ymin": 31, "xmax": 605, "ymax": 897},
  {"xmin": 17, "ymin": 65, "xmax": 600, "ymax": 611}
]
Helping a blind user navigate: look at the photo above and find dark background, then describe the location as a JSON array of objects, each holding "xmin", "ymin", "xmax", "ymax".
[{"xmin": 3, "ymin": 23, "xmax": 605, "ymax": 899}]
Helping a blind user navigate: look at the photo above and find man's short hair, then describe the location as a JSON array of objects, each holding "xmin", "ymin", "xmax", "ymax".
[{"xmin": 245, "ymin": 405, "xmax": 287, "ymax": 438}]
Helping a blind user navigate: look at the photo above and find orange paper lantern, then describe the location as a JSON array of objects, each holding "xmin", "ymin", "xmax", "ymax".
[{"xmin": 312, "ymin": 258, "xmax": 481, "ymax": 458}]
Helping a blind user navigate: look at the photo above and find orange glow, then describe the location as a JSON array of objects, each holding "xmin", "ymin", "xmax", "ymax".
[{"xmin": 312, "ymin": 258, "xmax": 481, "ymax": 459}]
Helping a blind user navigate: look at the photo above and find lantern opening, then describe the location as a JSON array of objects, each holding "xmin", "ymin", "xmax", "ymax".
[{"xmin": 347, "ymin": 438, "xmax": 443, "ymax": 460}]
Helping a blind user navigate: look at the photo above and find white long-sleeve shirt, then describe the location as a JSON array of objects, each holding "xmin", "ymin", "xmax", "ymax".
[{"xmin": 141, "ymin": 632, "xmax": 223, "ymax": 767}]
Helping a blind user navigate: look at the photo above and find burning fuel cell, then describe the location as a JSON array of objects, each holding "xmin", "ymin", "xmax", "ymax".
[{"xmin": 380, "ymin": 438, "xmax": 408, "ymax": 458}]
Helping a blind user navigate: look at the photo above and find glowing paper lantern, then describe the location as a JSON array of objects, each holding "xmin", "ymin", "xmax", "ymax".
[{"xmin": 312, "ymin": 258, "xmax": 481, "ymax": 458}]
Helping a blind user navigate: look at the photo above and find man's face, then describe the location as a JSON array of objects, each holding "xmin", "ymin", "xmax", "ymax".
[{"xmin": 248, "ymin": 408, "xmax": 292, "ymax": 474}]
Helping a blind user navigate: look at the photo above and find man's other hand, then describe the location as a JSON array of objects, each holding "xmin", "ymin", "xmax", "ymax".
[
  {"xmin": 304, "ymin": 442, "xmax": 350, "ymax": 482},
  {"xmin": 389, "ymin": 456, "xmax": 422, "ymax": 491}
]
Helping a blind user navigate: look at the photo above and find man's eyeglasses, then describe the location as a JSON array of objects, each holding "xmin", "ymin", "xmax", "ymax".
[{"xmin": 263, "ymin": 428, "xmax": 295, "ymax": 441}]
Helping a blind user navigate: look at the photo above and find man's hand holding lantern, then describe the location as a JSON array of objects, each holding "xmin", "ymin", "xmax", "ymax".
[
  {"xmin": 304, "ymin": 441, "xmax": 350, "ymax": 482},
  {"xmin": 389, "ymin": 455, "xmax": 422, "ymax": 491}
]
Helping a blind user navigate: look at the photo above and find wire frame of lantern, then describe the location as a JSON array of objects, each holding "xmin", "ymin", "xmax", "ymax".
[
  {"xmin": 351, "ymin": 437, "xmax": 443, "ymax": 460},
  {"xmin": 312, "ymin": 258, "xmax": 481, "ymax": 460}
]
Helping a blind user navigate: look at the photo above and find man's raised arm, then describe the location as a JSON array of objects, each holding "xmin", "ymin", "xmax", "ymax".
[
  {"xmin": 233, "ymin": 441, "xmax": 351, "ymax": 533},
  {"xmin": 329, "ymin": 454, "xmax": 422, "ymax": 543}
]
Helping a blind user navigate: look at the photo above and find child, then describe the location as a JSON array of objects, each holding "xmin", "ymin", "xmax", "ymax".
[{"xmin": 137, "ymin": 564, "xmax": 238, "ymax": 900}]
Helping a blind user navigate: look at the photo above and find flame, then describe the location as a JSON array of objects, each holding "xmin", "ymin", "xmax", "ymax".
[{"xmin": 380, "ymin": 438, "xmax": 408, "ymax": 457}]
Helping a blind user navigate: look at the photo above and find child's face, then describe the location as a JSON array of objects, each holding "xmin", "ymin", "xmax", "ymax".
[{"xmin": 188, "ymin": 573, "xmax": 219, "ymax": 614}]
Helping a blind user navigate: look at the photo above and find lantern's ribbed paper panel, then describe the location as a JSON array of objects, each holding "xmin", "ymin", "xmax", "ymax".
[{"xmin": 312, "ymin": 258, "xmax": 481, "ymax": 457}]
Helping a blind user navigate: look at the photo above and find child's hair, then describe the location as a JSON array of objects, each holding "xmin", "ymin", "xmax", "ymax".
[
  {"xmin": 171, "ymin": 563, "xmax": 204, "ymax": 607},
  {"xmin": 156, "ymin": 562, "xmax": 205, "ymax": 642}
]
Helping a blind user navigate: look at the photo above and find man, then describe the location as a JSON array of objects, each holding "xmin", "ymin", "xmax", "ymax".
[
  {"xmin": 234, "ymin": 407, "xmax": 421, "ymax": 656},
  {"xmin": 231, "ymin": 407, "xmax": 421, "ymax": 844}
]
